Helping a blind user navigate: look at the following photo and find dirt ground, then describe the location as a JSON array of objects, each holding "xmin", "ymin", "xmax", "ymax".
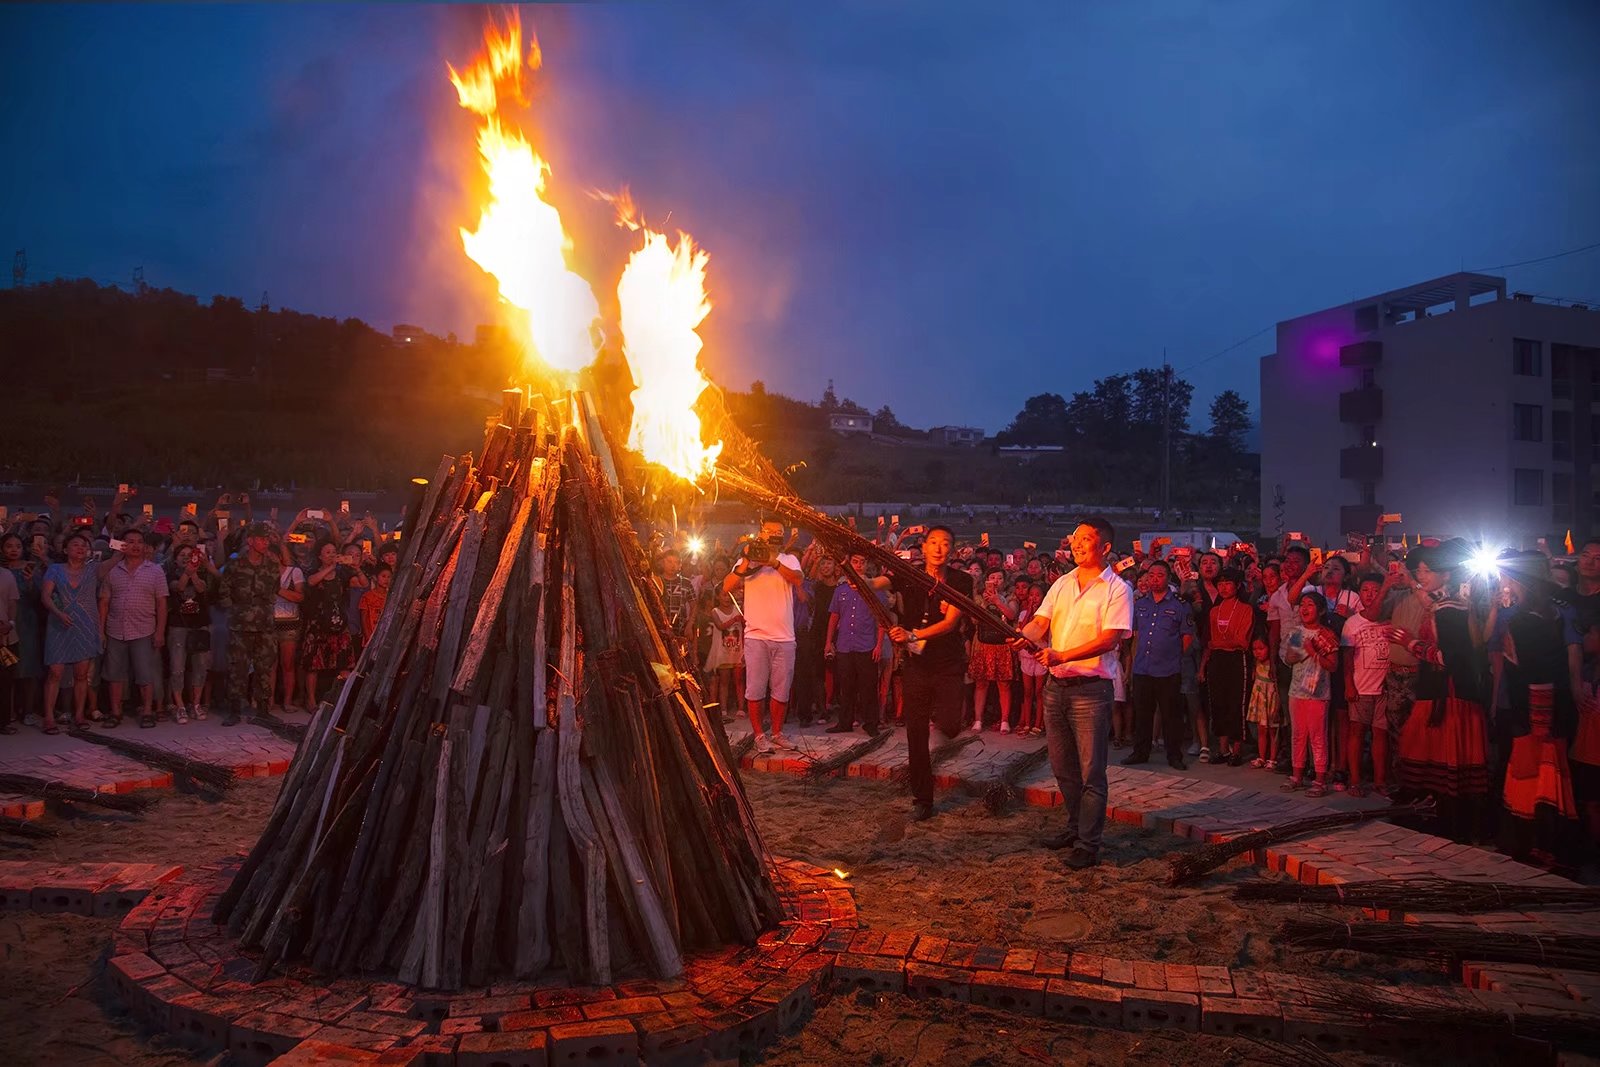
[{"xmin": 0, "ymin": 771, "xmax": 1457, "ymax": 1067}]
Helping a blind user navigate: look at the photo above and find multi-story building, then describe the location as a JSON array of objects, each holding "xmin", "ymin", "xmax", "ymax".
[
  {"xmin": 1260, "ymin": 271, "xmax": 1600, "ymax": 547},
  {"xmin": 929, "ymin": 425, "xmax": 985, "ymax": 447}
]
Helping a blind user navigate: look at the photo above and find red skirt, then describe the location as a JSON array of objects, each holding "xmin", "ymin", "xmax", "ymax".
[
  {"xmin": 1504, "ymin": 734, "xmax": 1577, "ymax": 821},
  {"xmin": 1396, "ymin": 694, "xmax": 1489, "ymax": 798},
  {"xmin": 969, "ymin": 640, "xmax": 1015, "ymax": 683}
]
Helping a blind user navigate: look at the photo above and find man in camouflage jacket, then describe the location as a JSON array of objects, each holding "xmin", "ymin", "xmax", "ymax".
[{"xmin": 218, "ymin": 522, "xmax": 281, "ymax": 725}]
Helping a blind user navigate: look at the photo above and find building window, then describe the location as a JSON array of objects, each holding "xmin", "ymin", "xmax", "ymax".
[
  {"xmin": 1554, "ymin": 410, "xmax": 1573, "ymax": 461},
  {"xmin": 1555, "ymin": 472, "xmax": 1573, "ymax": 523},
  {"xmin": 1513, "ymin": 338, "xmax": 1542, "ymax": 376},
  {"xmin": 1513, "ymin": 469, "xmax": 1544, "ymax": 507},
  {"xmin": 1513, "ymin": 404, "xmax": 1543, "ymax": 442},
  {"xmin": 1360, "ymin": 368, "xmax": 1376, "ymax": 388},
  {"xmin": 1553, "ymin": 346, "xmax": 1572, "ymax": 400},
  {"xmin": 1360, "ymin": 481, "xmax": 1377, "ymax": 506}
]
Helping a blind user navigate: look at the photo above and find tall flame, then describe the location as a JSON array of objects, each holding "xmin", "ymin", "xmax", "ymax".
[
  {"xmin": 617, "ymin": 226, "xmax": 723, "ymax": 481},
  {"xmin": 451, "ymin": 11, "xmax": 598, "ymax": 374}
]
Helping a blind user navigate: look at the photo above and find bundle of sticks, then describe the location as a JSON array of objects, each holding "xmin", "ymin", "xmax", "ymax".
[
  {"xmin": 215, "ymin": 389, "xmax": 780, "ymax": 990},
  {"xmin": 1166, "ymin": 799, "xmax": 1435, "ymax": 886},
  {"xmin": 0, "ymin": 772, "xmax": 158, "ymax": 813},
  {"xmin": 1306, "ymin": 983, "xmax": 1600, "ymax": 1054},
  {"xmin": 67, "ymin": 727, "xmax": 235, "ymax": 792},
  {"xmin": 1236, "ymin": 876, "xmax": 1600, "ymax": 912},
  {"xmin": 1282, "ymin": 914, "xmax": 1600, "ymax": 972}
]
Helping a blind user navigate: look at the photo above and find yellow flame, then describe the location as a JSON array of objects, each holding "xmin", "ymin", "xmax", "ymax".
[
  {"xmin": 832, "ymin": 868, "xmax": 851, "ymax": 880},
  {"xmin": 617, "ymin": 228, "xmax": 723, "ymax": 480},
  {"xmin": 451, "ymin": 11, "xmax": 598, "ymax": 374}
]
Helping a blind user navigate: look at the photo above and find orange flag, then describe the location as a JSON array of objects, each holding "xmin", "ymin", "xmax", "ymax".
[
  {"xmin": 1566, "ymin": 529, "xmax": 1575, "ymax": 555},
  {"xmin": 1401, "ymin": 534, "xmax": 1410, "ymax": 550}
]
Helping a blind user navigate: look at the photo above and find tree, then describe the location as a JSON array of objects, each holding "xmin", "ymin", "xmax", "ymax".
[
  {"xmin": 1131, "ymin": 367, "xmax": 1193, "ymax": 435},
  {"xmin": 1002, "ymin": 392, "xmax": 1070, "ymax": 446},
  {"xmin": 1208, "ymin": 389, "xmax": 1252, "ymax": 453},
  {"xmin": 874, "ymin": 404, "xmax": 903, "ymax": 431},
  {"xmin": 820, "ymin": 379, "xmax": 838, "ymax": 409}
]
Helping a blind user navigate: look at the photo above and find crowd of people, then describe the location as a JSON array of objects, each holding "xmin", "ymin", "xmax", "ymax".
[
  {"xmin": 1, "ymin": 490, "xmax": 1595, "ymax": 878},
  {"xmin": 0, "ymin": 489, "xmax": 395, "ymax": 733},
  {"xmin": 666, "ymin": 518, "xmax": 1600, "ymax": 875}
]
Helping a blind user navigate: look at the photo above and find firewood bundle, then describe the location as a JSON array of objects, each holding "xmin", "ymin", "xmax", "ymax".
[{"xmin": 214, "ymin": 391, "xmax": 781, "ymax": 991}]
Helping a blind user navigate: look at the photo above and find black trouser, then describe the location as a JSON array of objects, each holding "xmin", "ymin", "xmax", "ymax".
[
  {"xmin": 903, "ymin": 663, "xmax": 965, "ymax": 805},
  {"xmin": 1131, "ymin": 672, "xmax": 1184, "ymax": 765},
  {"xmin": 790, "ymin": 630, "xmax": 826, "ymax": 723},
  {"xmin": 834, "ymin": 650, "xmax": 880, "ymax": 733}
]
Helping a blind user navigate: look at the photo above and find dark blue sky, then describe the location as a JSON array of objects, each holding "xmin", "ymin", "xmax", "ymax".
[{"xmin": 4, "ymin": 3, "xmax": 1598, "ymax": 431}]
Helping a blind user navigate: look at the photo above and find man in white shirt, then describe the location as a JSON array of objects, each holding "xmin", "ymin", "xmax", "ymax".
[
  {"xmin": 1340, "ymin": 573, "xmax": 1392, "ymax": 797},
  {"xmin": 1015, "ymin": 518, "xmax": 1133, "ymax": 869},
  {"xmin": 722, "ymin": 520, "xmax": 805, "ymax": 753}
]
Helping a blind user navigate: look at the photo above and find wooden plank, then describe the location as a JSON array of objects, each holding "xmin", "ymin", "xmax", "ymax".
[{"xmin": 514, "ymin": 726, "xmax": 558, "ymax": 977}]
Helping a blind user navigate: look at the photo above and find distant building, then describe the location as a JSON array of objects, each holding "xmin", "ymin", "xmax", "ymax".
[
  {"xmin": 930, "ymin": 425, "xmax": 984, "ymax": 447},
  {"xmin": 1260, "ymin": 271, "xmax": 1600, "ymax": 547},
  {"xmin": 393, "ymin": 324, "xmax": 427, "ymax": 344},
  {"xmin": 828, "ymin": 412, "xmax": 874, "ymax": 435},
  {"xmin": 998, "ymin": 444, "xmax": 1064, "ymax": 463}
]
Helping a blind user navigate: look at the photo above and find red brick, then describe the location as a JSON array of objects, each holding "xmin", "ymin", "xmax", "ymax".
[
  {"xmin": 580, "ymin": 996, "xmax": 665, "ymax": 1021},
  {"xmin": 875, "ymin": 929, "xmax": 918, "ymax": 959},
  {"xmin": 1194, "ymin": 965, "xmax": 1234, "ymax": 996},
  {"xmin": 438, "ymin": 1017, "xmax": 485, "ymax": 1036},
  {"xmin": 1069, "ymin": 952, "xmax": 1104, "ymax": 982},
  {"xmin": 969, "ymin": 970, "xmax": 1047, "ymax": 1016},
  {"xmin": 1044, "ymin": 979, "xmax": 1122, "ymax": 1027},
  {"xmin": 1131, "ymin": 961, "xmax": 1167, "ymax": 991},
  {"xmin": 1200, "ymin": 996, "xmax": 1283, "ymax": 1040},
  {"xmin": 456, "ymin": 1030, "xmax": 548, "ymax": 1067},
  {"xmin": 1100, "ymin": 957, "xmax": 1135, "ymax": 986},
  {"xmin": 1123, "ymin": 988, "xmax": 1199, "ymax": 1031},
  {"xmin": 1001, "ymin": 948, "xmax": 1038, "ymax": 973},
  {"xmin": 1031, "ymin": 950, "xmax": 1071, "ymax": 978},
  {"xmin": 532, "ymin": 987, "xmax": 616, "ymax": 1009},
  {"xmin": 1164, "ymin": 964, "xmax": 1200, "ymax": 994},
  {"xmin": 500, "ymin": 1005, "xmax": 584, "ymax": 1032},
  {"xmin": 230, "ymin": 1010, "xmax": 323, "ymax": 1065},
  {"xmin": 547, "ymin": 1018, "xmax": 638, "ymax": 1066},
  {"xmin": 909, "ymin": 935, "xmax": 948, "ymax": 964},
  {"xmin": 632, "ymin": 1010, "xmax": 706, "ymax": 1067},
  {"xmin": 447, "ymin": 993, "xmax": 531, "ymax": 1019},
  {"xmin": 832, "ymin": 953, "xmax": 907, "ymax": 994},
  {"xmin": 905, "ymin": 962, "xmax": 970, "ymax": 1002},
  {"xmin": 340, "ymin": 1012, "xmax": 428, "ymax": 1040}
]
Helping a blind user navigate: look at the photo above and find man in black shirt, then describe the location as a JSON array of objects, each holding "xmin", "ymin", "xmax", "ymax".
[{"xmin": 873, "ymin": 526, "xmax": 970, "ymax": 821}]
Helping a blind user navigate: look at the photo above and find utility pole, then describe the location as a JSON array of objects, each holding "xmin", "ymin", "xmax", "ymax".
[
  {"xmin": 11, "ymin": 249, "xmax": 25, "ymax": 288},
  {"xmin": 132, "ymin": 266, "xmax": 146, "ymax": 294},
  {"xmin": 1160, "ymin": 348, "xmax": 1171, "ymax": 520}
]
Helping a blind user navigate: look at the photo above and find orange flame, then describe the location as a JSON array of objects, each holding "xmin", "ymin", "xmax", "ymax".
[
  {"xmin": 451, "ymin": 10, "xmax": 598, "ymax": 374},
  {"xmin": 617, "ymin": 226, "xmax": 724, "ymax": 481}
]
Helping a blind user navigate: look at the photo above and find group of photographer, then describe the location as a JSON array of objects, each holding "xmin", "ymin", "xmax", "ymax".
[
  {"xmin": 0, "ymin": 488, "xmax": 397, "ymax": 733},
  {"xmin": 671, "ymin": 516, "xmax": 1600, "ymax": 875}
]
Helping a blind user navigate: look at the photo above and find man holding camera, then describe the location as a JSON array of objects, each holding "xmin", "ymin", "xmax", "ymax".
[{"xmin": 722, "ymin": 519, "xmax": 804, "ymax": 753}]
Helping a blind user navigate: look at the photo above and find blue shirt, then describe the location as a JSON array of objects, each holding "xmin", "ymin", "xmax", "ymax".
[
  {"xmin": 829, "ymin": 582, "xmax": 883, "ymax": 654},
  {"xmin": 1131, "ymin": 592, "xmax": 1194, "ymax": 677}
]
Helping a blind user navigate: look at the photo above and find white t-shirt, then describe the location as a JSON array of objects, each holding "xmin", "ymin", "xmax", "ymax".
[
  {"xmin": 1340, "ymin": 611, "xmax": 1389, "ymax": 696},
  {"xmin": 1033, "ymin": 566, "xmax": 1133, "ymax": 679},
  {"xmin": 274, "ymin": 566, "xmax": 305, "ymax": 621},
  {"xmin": 738, "ymin": 553, "xmax": 800, "ymax": 643}
]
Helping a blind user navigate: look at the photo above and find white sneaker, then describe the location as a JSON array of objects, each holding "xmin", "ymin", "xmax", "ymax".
[
  {"xmin": 770, "ymin": 733, "xmax": 794, "ymax": 750},
  {"xmin": 754, "ymin": 733, "xmax": 774, "ymax": 754},
  {"xmin": 1187, "ymin": 742, "xmax": 1200, "ymax": 756},
  {"xmin": 999, "ymin": 721, "xmax": 1011, "ymax": 734},
  {"xmin": 972, "ymin": 719, "xmax": 984, "ymax": 732}
]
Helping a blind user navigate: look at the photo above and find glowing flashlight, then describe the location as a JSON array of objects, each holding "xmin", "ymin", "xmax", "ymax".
[
  {"xmin": 686, "ymin": 536, "xmax": 705, "ymax": 557},
  {"xmin": 1467, "ymin": 547, "xmax": 1501, "ymax": 578}
]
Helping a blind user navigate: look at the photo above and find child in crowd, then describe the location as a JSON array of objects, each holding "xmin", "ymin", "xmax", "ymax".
[
  {"xmin": 1280, "ymin": 591, "xmax": 1339, "ymax": 796},
  {"xmin": 359, "ymin": 564, "xmax": 391, "ymax": 643},
  {"xmin": 1247, "ymin": 635, "xmax": 1281, "ymax": 768},
  {"xmin": 704, "ymin": 589, "xmax": 744, "ymax": 722}
]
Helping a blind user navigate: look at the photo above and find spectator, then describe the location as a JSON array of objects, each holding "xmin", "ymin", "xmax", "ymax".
[
  {"xmin": 1340, "ymin": 573, "xmax": 1393, "ymax": 797},
  {"xmin": 2, "ymin": 533, "xmax": 45, "ymax": 727},
  {"xmin": 703, "ymin": 587, "xmax": 744, "ymax": 722},
  {"xmin": 301, "ymin": 538, "xmax": 358, "ymax": 708},
  {"xmin": 1246, "ymin": 635, "xmax": 1281, "ymax": 768},
  {"xmin": 723, "ymin": 521, "xmax": 803, "ymax": 754},
  {"xmin": 1199, "ymin": 568, "xmax": 1253, "ymax": 766},
  {"xmin": 1014, "ymin": 518, "xmax": 1132, "ymax": 869},
  {"xmin": 825, "ymin": 552, "xmax": 886, "ymax": 736},
  {"xmin": 218, "ymin": 522, "xmax": 281, "ymax": 726},
  {"xmin": 360, "ymin": 563, "xmax": 391, "ymax": 642},
  {"xmin": 1014, "ymin": 575, "xmax": 1046, "ymax": 737},
  {"xmin": 166, "ymin": 543, "xmax": 214, "ymax": 722},
  {"xmin": 970, "ymin": 569, "xmax": 1018, "ymax": 733},
  {"xmin": 41, "ymin": 531, "xmax": 102, "ymax": 733},
  {"xmin": 1390, "ymin": 541, "xmax": 1490, "ymax": 842},
  {"xmin": 1125, "ymin": 559, "xmax": 1192, "ymax": 770},
  {"xmin": 1280, "ymin": 590, "xmax": 1338, "ymax": 797},
  {"xmin": 0, "ymin": 554, "xmax": 17, "ymax": 734},
  {"xmin": 656, "ymin": 549, "xmax": 698, "ymax": 666},
  {"xmin": 100, "ymin": 528, "xmax": 168, "ymax": 729},
  {"xmin": 273, "ymin": 539, "xmax": 306, "ymax": 712},
  {"xmin": 791, "ymin": 550, "xmax": 837, "ymax": 727}
]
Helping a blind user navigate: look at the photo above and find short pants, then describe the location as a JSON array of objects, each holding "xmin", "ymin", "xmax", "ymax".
[
  {"xmin": 1347, "ymin": 693, "xmax": 1390, "ymax": 732},
  {"xmin": 744, "ymin": 638, "xmax": 796, "ymax": 702},
  {"xmin": 103, "ymin": 635, "xmax": 160, "ymax": 686}
]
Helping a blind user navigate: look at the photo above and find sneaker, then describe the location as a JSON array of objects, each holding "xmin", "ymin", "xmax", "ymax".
[
  {"xmin": 912, "ymin": 802, "xmax": 934, "ymax": 822},
  {"xmin": 174, "ymin": 708, "xmax": 189, "ymax": 725},
  {"xmin": 222, "ymin": 712, "xmax": 241, "ymax": 727},
  {"xmin": 1064, "ymin": 847, "xmax": 1099, "ymax": 870},
  {"xmin": 191, "ymin": 704, "xmax": 207, "ymax": 721},
  {"xmin": 770, "ymin": 733, "xmax": 794, "ymax": 750},
  {"xmin": 999, "ymin": 721, "xmax": 1011, "ymax": 734},
  {"xmin": 972, "ymin": 719, "xmax": 983, "ymax": 733},
  {"xmin": 754, "ymin": 734, "xmax": 774, "ymax": 754},
  {"xmin": 1250, "ymin": 758, "xmax": 1266, "ymax": 769},
  {"xmin": 1280, "ymin": 778, "xmax": 1304, "ymax": 791},
  {"xmin": 1040, "ymin": 831, "xmax": 1078, "ymax": 851},
  {"xmin": 1120, "ymin": 753, "xmax": 1146, "ymax": 766},
  {"xmin": 1187, "ymin": 742, "xmax": 1200, "ymax": 756},
  {"xmin": 1198, "ymin": 747, "xmax": 1212, "ymax": 764}
]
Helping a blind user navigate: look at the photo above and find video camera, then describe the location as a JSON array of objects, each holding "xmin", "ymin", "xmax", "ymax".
[{"xmin": 738, "ymin": 534, "xmax": 774, "ymax": 566}]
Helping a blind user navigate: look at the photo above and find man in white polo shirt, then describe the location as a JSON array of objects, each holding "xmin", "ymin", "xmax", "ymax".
[
  {"xmin": 1015, "ymin": 517, "xmax": 1132, "ymax": 869},
  {"xmin": 722, "ymin": 519, "xmax": 805, "ymax": 754},
  {"xmin": 99, "ymin": 527, "xmax": 169, "ymax": 728}
]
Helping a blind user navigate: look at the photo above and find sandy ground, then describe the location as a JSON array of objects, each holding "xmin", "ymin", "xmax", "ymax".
[
  {"xmin": 0, "ymin": 771, "xmax": 1455, "ymax": 1067},
  {"xmin": 743, "ymin": 772, "xmax": 1446, "ymax": 982}
]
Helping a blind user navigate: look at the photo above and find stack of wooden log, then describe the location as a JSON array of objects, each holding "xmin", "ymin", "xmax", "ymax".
[{"xmin": 214, "ymin": 390, "xmax": 781, "ymax": 991}]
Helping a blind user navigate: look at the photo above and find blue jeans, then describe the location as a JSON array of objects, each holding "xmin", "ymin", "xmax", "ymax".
[{"xmin": 1044, "ymin": 676, "xmax": 1113, "ymax": 857}]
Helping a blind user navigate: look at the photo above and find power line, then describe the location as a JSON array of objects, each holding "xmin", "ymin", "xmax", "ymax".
[
  {"xmin": 1174, "ymin": 324, "xmax": 1275, "ymax": 375},
  {"xmin": 1470, "ymin": 239, "xmax": 1600, "ymax": 274}
]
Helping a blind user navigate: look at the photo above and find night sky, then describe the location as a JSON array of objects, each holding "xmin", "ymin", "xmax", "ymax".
[{"xmin": 4, "ymin": 2, "xmax": 1598, "ymax": 432}]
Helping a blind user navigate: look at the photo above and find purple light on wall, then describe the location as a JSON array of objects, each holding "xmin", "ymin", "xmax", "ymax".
[{"xmin": 1300, "ymin": 325, "xmax": 1356, "ymax": 369}]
